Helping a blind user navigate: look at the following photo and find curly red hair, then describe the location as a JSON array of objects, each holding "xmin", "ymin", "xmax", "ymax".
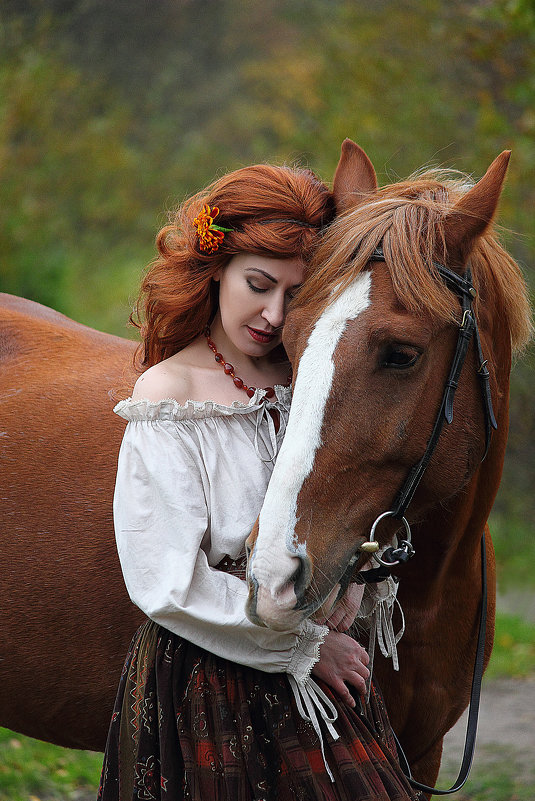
[{"xmin": 132, "ymin": 164, "xmax": 335, "ymax": 369}]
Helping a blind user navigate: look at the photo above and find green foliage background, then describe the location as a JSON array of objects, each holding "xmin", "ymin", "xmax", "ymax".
[{"xmin": 1, "ymin": 0, "xmax": 534, "ymax": 527}]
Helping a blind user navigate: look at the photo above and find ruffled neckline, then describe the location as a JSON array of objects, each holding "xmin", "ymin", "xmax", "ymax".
[{"xmin": 114, "ymin": 385, "xmax": 292, "ymax": 422}]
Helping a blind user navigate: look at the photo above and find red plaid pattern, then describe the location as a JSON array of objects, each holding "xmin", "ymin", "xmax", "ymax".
[{"xmin": 98, "ymin": 619, "xmax": 423, "ymax": 801}]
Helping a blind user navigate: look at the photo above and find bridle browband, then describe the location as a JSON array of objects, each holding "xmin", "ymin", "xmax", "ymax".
[{"xmin": 355, "ymin": 245, "xmax": 496, "ymax": 795}]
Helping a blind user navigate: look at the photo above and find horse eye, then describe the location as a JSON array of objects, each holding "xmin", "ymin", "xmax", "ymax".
[{"xmin": 381, "ymin": 346, "xmax": 420, "ymax": 370}]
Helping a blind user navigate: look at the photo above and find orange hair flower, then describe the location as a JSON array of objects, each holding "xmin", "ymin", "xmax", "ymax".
[{"xmin": 192, "ymin": 204, "xmax": 233, "ymax": 253}]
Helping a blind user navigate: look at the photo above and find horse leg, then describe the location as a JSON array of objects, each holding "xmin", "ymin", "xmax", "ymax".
[{"xmin": 408, "ymin": 737, "xmax": 443, "ymax": 799}]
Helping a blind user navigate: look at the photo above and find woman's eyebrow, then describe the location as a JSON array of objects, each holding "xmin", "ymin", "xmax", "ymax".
[
  {"xmin": 246, "ymin": 268, "xmax": 302, "ymax": 288},
  {"xmin": 246, "ymin": 268, "xmax": 277, "ymax": 284}
]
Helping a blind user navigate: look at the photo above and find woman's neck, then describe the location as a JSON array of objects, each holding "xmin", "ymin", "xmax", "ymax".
[{"xmin": 206, "ymin": 315, "xmax": 290, "ymax": 387}]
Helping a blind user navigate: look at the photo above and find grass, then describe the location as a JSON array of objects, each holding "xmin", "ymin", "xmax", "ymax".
[
  {"xmin": 0, "ymin": 729, "xmax": 102, "ymax": 801},
  {"xmin": 439, "ymin": 745, "xmax": 535, "ymax": 801},
  {"xmin": 490, "ymin": 513, "xmax": 535, "ymax": 591},
  {"xmin": 486, "ymin": 611, "xmax": 535, "ymax": 680}
]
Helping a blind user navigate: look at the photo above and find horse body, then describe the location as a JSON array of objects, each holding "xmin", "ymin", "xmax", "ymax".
[
  {"xmin": 0, "ymin": 294, "xmax": 142, "ymax": 749},
  {"xmin": 247, "ymin": 142, "xmax": 530, "ymax": 785}
]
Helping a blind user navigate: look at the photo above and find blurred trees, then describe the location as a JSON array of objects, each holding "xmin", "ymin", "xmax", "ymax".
[{"xmin": 0, "ymin": 0, "xmax": 533, "ymax": 521}]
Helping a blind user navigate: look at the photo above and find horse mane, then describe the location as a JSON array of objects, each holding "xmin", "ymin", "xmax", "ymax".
[{"xmin": 297, "ymin": 170, "xmax": 532, "ymax": 352}]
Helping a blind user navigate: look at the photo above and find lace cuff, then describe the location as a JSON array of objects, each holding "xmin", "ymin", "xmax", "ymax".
[
  {"xmin": 286, "ymin": 620, "xmax": 338, "ymax": 783},
  {"xmin": 286, "ymin": 619, "xmax": 329, "ymax": 684}
]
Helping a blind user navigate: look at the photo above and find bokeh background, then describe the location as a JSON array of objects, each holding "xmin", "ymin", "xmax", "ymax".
[
  {"xmin": 0, "ymin": 1, "xmax": 534, "ymax": 797},
  {"xmin": 2, "ymin": 0, "xmax": 533, "ymax": 533}
]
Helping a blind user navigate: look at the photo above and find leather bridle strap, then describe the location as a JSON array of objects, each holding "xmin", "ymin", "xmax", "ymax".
[
  {"xmin": 428, "ymin": 261, "xmax": 497, "ymax": 458},
  {"xmin": 370, "ymin": 247, "xmax": 497, "ymax": 521},
  {"xmin": 392, "ymin": 534, "xmax": 488, "ymax": 795},
  {"xmin": 366, "ymin": 246, "xmax": 494, "ymax": 795}
]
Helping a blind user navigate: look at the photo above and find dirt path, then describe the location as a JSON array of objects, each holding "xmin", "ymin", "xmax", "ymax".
[{"xmin": 441, "ymin": 676, "xmax": 535, "ymax": 784}]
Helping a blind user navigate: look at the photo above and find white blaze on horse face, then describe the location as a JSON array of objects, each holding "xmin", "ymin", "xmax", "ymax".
[{"xmin": 250, "ymin": 271, "xmax": 372, "ymax": 621}]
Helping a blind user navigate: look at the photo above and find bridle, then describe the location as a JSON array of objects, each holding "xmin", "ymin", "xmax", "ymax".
[
  {"xmin": 357, "ymin": 244, "xmax": 497, "ymax": 564},
  {"xmin": 355, "ymin": 245, "xmax": 497, "ymax": 795}
]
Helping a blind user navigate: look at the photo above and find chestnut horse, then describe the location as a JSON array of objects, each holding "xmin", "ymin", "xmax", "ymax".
[
  {"xmin": 246, "ymin": 141, "xmax": 532, "ymax": 786},
  {"xmin": 0, "ymin": 294, "xmax": 143, "ymax": 750}
]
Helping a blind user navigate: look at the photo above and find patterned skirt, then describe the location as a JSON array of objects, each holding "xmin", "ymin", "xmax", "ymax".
[{"xmin": 97, "ymin": 620, "xmax": 422, "ymax": 801}]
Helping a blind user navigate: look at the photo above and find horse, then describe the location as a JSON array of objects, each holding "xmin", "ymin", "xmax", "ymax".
[
  {"xmin": 0, "ymin": 293, "xmax": 143, "ymax": 750},
  {"xmin": 246, "ymin": 140, "xmax": 532, "ymax": 787}
]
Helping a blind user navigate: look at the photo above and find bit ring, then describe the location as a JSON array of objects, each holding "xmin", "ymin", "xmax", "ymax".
[{"xmin": 361, "ymin": 510, "xmax": 412, "ymax": 567}]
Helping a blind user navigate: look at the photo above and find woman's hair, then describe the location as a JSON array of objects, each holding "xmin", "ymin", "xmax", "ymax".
[{"xmin": 132, "ymin": 164, "xmax": 335, "ymax": 369}]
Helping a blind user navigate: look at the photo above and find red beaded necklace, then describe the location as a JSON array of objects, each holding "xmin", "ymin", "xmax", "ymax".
[{"xmin": 204, "ymin": 328, "xmax": 291, "ymax": 400}]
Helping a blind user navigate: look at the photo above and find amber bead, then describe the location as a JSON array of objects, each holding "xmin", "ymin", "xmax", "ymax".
[
  {"xmin": 246, "ymin": 388, "xmax": 255, "ymax": 398},
  {"xmin": 224, "ymin": 363, "xmax": 233, "ymax": 374},
  {"xmin": 214, "ymin": 353, "xmax": 223, "ymax": 363},
  {"xmin": 233, "ymin": 377, "xmax": 244, "ymax": 389},
  {"xmin": 264, "ymin": 387, "xmax": 275, "ymax": 398}
]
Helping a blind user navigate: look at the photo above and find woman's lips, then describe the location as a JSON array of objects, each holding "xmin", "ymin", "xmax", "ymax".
[{"xmin": 247, "ymin": 326, "xmax": 277, "ymax": 343}]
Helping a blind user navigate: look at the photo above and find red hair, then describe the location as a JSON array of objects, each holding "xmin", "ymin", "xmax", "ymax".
[{"xmin": 133, "ymin": 164, "xmax": 335, "ymax": 369}]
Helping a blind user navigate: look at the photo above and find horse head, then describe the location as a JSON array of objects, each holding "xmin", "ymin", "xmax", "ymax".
[{"xmin": 246, "ymin": 140, "xmax": 530, "ymax": 632}]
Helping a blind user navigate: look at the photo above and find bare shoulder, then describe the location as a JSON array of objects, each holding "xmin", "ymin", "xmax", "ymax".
[{"xmin": 132, "ymin": 356, "xmax": 194, "ymax": 403}]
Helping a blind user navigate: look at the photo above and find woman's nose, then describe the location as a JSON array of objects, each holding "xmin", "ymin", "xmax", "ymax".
[{"xmin": 262, "ymin": 294, "xmax": 285, "ymax": 329}]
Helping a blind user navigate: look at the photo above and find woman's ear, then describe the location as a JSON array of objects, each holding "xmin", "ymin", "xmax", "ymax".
[{"xmin": 212, "ymin": 268, "xmax": 222, "ymax": 282}]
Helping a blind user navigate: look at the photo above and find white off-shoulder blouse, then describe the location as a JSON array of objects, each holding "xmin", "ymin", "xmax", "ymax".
[{"xmin": 113, "ymin": 387, "xmax": 329, "ymax": 686}]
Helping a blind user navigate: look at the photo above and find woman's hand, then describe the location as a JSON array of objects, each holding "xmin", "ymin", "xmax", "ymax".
[
  {"xmin": 316, "ymin": 583, "xmax": 365, "ymax": 632},
  {"xmin": 311, "ymin": 630, "xmax": 370, "ymax": 707}
]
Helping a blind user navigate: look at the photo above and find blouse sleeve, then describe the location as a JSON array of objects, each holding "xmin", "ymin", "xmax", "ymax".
[{"xmin": 114, "ymin": 418, "xmax": 327, "ymax": 682}]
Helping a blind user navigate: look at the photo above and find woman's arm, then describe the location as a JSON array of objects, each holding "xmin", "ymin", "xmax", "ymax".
[{"xmin": 114, "ymin": 418, "xmax": 328, "ymax": 682}]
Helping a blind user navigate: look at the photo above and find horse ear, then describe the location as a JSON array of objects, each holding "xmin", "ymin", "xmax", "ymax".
[
  {"xmin": 444, "ymin": 151, "xmax": 511, "ymax": 267},
  {"xmin": 333, "ymin": 139, "xmax": 378, "ymax": 213}
]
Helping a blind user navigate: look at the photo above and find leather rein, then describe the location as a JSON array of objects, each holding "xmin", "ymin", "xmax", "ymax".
[{"xmin": 356, "ymin": 245, "xmax": 497, "ymax": 796}]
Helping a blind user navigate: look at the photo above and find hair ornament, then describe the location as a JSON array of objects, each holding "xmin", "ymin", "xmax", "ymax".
[{"xmin": 193, "ymin": 204, "xmax": 233, "ymax": 253}]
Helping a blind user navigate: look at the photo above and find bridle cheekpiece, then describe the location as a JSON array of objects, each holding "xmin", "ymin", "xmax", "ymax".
[
  {"xmin": 359, "ymin": 244, "xmax": 497, "ymax": 566},
  {"xmin": 355, "ymin": 244, "xmax": 496, "ymax": 796}
]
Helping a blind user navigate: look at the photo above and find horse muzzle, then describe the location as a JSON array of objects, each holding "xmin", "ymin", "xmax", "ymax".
[{"xmin": 246, "ymin": 545, "xmax": 313, "ymax": 631}]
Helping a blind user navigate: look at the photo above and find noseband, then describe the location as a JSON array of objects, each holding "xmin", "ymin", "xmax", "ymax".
[{"xmin": 360, "ymin": 245, "xmax": 497, "ymax": 565}]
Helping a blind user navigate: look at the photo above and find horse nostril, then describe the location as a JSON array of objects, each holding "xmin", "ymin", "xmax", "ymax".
[{"xmin": 291, "ymin": 553, "xmax": 312, "ymax": 607}]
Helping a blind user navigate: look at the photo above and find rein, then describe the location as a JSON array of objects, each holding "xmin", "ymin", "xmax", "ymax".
[
  {"xmin": 356, "ymin": 246, "xmax": 495, "ymax": 796},
  {"xmin": 394, "ymin": 535, "xmax": 488, "ymax": 796}
]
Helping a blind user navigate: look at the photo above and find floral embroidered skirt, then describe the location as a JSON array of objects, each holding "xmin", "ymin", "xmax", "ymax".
[{"xmin": 97, "ymin": 620, "xmax": 421, "ymax": 801}]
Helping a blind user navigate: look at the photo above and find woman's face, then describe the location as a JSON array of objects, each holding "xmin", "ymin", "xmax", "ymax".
[{"xmin": 214, "ymin": 253, "xmax": 305, "ymax": 359}]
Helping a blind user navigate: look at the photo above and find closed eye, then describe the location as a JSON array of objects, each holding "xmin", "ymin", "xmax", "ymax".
[
  {"xmin": 247, "ymin": 280, "xmax": 268, "ymax": 294},
  {"xmin": 381, "ymin": 345, "xmax": 421, "ymax": 370},
  {"xmin": 247, "ymin": 280, "xmax": 300, "ymax": 301}
]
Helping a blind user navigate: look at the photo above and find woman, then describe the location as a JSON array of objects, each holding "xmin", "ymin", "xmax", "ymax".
[{"xmin": 98, "ymin": 163, "xmax": 419, "ymax": 801}]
